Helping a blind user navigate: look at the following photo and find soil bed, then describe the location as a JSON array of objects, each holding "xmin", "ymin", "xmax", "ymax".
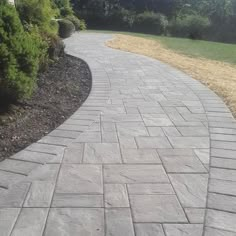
[{"xmin": 0, "ymin": 55, "xmax": 91, "ymax": 161}]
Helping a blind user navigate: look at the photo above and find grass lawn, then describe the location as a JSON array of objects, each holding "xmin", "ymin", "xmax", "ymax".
[{"xmin": 86, "ymin": 30, "xmax": 236, "ymax": 65}]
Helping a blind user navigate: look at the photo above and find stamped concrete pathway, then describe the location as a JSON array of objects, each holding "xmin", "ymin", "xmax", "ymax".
[{"xmin": 1, "ymin": 33, "xmax": 236, "ymax": 236}]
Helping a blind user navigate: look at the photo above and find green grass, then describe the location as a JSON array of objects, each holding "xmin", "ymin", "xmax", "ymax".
[{"xmin": 86, "ymin": 30, "xmax": 236, "ymax": 65}]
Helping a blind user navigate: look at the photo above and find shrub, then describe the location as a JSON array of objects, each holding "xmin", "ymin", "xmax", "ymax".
[
  {"xmin": 66, "ymin": 15, "xmax": 80, "ymax": 31},
  {"xmin": 0, "ymin": 2, "xmax": 47, "ymax": 102},
  {"xmin": 54, "ymin": 0, "xmax": 73, "ymax": 17},
  {"xmin": 107, "ymin": 8, "xmax": 134, "ymax": 30},
  {"xmin": 58, "ymin": 19, "xmax": 75, "ymax": 38},
  {"xmin": 169, "ymin": 14, "xmax": 210, "ymax": 39},
  {"xmin": 132, "ymin": 12, "xmax": 168, "ymax": 35},
  {"xmin": 16, "ymin": 0, "xmax": 58, "ymax": 35},
  {"xmin": 79, "ymin": 19, "xmax": 87, "ymax": 30}
]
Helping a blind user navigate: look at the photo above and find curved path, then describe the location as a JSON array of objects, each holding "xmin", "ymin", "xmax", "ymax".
[{"xmin": 1, "ymin": 33, "xmax": 236, "ymax": 236}]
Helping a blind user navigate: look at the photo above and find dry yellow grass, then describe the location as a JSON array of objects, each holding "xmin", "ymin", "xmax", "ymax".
[{"xmin": 107, "ymin": 34, "xmax": 236, "ymax": 117}]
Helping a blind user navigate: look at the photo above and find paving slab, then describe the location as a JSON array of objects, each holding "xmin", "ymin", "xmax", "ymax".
[
  {"xmin": 104, "ymin": 164, "xmax": 169, "ymax": 183},
  {"xmin": 130, "ymin": 195, "xmax": 187, "ymax": 223},
  {"xmin": 105, "ymin": 208, "xmax": 135, "ymax": 236},
  {"xmin": 11, "ymin": 208, "xmax": 48, "ymax": 236},
  {"xmin": 135, "ymin": 223, "xmax": 165, "ymax": 236},
  {"xmin": 104, "ymin": 184, "xmax": 129, "ymax": 207},
  {"xmin": 44, "ymin": 208, "xmax": 104, "ymax": 236},
  {"xmin": 55, "ymin": 164, "xmax": 103, "ymax": 194},
  {"xmin": 163, "ymin": 224, "xmax": 203, "ymax": 236},
  {"xmin": 1, "ymin": 32, "xmax": 236, "ymax": 235},
  {"xmin": 0, "ymin": 208, "xmax": 20, "ymax": 236}
]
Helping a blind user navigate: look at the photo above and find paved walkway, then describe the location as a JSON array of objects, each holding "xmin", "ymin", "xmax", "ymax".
[{"xmin": 1, "ymin": 33, "xmax": 236, "ymax": 236}]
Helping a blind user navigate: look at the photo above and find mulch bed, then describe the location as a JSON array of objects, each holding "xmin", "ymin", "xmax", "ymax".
[{"xmin": 0, "ymin": 55, "xmax": 92, "ymax": 162}]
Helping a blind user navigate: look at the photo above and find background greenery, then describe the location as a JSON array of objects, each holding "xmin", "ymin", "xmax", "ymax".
[{"xmin": 71, "ymin": 0, "xmax": 236, "ymax": 43}]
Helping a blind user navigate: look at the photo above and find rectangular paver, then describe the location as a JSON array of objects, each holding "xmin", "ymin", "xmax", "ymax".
[
  {"xmin": 130, "ymin": 195, "xmax": 187, "ymax": 223},
  {"xmin": 83, "ymin": 143, "xmax": 122, "ymax": 163},
  {"xmin": 104, "ymin": 165, "xmax": 169, "ymax": 183},
  {"xmin": 136, "ymin": 137, "xmax": 172, "ymax": 149},
  {"xmin": 52, "ymin": 193, "xmax": 103, "ymax": 207},
  {"xmin": 44, "ymin": 208, "xmax": 104, "ymax": 236},
  {"xmin": 121, "ymin": 149, "xmax": 161, "ymax": 164},
  {"xmin": 55, "ymin": 165, "xmax": 103, "ymax": 194}
]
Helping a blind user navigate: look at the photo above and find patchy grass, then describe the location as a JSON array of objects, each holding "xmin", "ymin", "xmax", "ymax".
[
  {"xmin": 87, "ymin": 30, "xmax": 236, "ymax": 65},
  {"xmin": 105, "ymin": 33, "xmax": 236, "ymax": 117}
]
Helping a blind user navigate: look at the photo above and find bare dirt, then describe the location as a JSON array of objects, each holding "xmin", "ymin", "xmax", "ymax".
[{"xmin": 0, "ymin": 55, "xmax": 91, "ymax": 161}]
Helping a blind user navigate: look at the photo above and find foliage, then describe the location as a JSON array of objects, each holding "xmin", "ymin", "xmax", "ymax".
[
  {"xmin": 133, "ymin": 12, "xmax": 168, "ymax": 35},
  {"xmin": 66, "ymin": 15, "xmax": 80, "ymax": 30},
  {"xmin": 0, "ymin": 2, "xmax": 47, "ymax": 102},
  {"xmin": 107, "ymin": 8, "xmax": 134, "ymax": 30},
  {"xmin": 79, "ymin": 19, "xmax": 87, "ymax": 30},
  {"xmin": 169, "ymin": 14, "xmax": 210, "ymax": 39},
  {"xmin": 54, "ymin": 0, "xmax": 73, "ymax": 17},
  {"xmin": 58, "ymin": 19, "xmax": 75, "ymax": 38},
  {"xmin": 71, "ymin": 0, "xmax": 236, "ymax": 43},
  {"xmin": 16, "ymin": 0, "xmax": 58, "ymax": 35}
]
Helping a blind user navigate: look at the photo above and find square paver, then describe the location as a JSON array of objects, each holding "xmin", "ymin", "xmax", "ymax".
[
  {"xmin": 105, "ymin": 184, "xmax": 129, "ymax": 207},
  {"xmin": 106, "ymin": 208, "xmax": 135, "ymax": 236},
  {"xmin": 24, "ymin": 181, "xmax": 54, "ymax": 207},
  {"xmin": 0, "ymin": 208, "xmax": 20, "ymax": 236},
  {"xmin": 169, "ymin": 174, "xmax": 208, "ymax": 207},
  {"xmin": 104, "ymin": 165, "xmax": 169, "ymax": 183},
  {"xmin": 11, "ymin": 208, "xmax": 48, "ymax": 236},
  {"xmin": 55, "ymin": 164, "xmax": 103, "ymax": 194},
  {"xmin": 122, "ymin": 149, "xmax": 161, "ymax": 163},
  {"xmin": 130, "ymin": 195, "xmax": 187, "ymax": 223},
  {"xmin": 63, "ymin": 144, "xmax": 84, "ymax": 163},
  {"xmin": 44, "ymin": 208, "xmax": 104, "ymax": 236},
  {"xmin": 184, "ymin": 208, "xmax": 205, "ymax": 223},
  {"xmin": 0, "ymin": 182, "xmax": 30, "ymax": 207},
  {"xmin": 83, "ymin": 143, "xmax": 122, "ymax": 163}
]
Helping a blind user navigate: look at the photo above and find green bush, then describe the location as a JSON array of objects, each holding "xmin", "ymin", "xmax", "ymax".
[
  {"xmin": 132, "ymin": 12, "xmax": 168, "ymax": 35},
  {"xmin": 169, "ymin": 14, "xmax": 210, "ymax": 39},
  {"xmin": 16, "ymin": 0, "xmax": 58, "ymax": 35},
  {"xmin": 54, "ymin": 0, "xmax": 73, "ymax": 17},
  {"xmin": 107, "ymin": 8, "xmax": 134, "ymax": 30},
  {"xmin": 0, "ymin": 2, "xmax": 47, "ymax": 102},
  {"xmin": 79, "ymin": 19, "xmax": 87, "ymax": 30},
  {"xmin": 65, "ymin": 15, "xmax": 80, "ymax": 31},
  {"xmin": 58, "ymin": 19, "xmax": 75, "ymax": 38}
]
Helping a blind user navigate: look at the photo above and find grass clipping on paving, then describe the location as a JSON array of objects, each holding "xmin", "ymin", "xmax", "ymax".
[{"xmin": 107, "ymin": 34, "xmax": 236, "ymax": 117}]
